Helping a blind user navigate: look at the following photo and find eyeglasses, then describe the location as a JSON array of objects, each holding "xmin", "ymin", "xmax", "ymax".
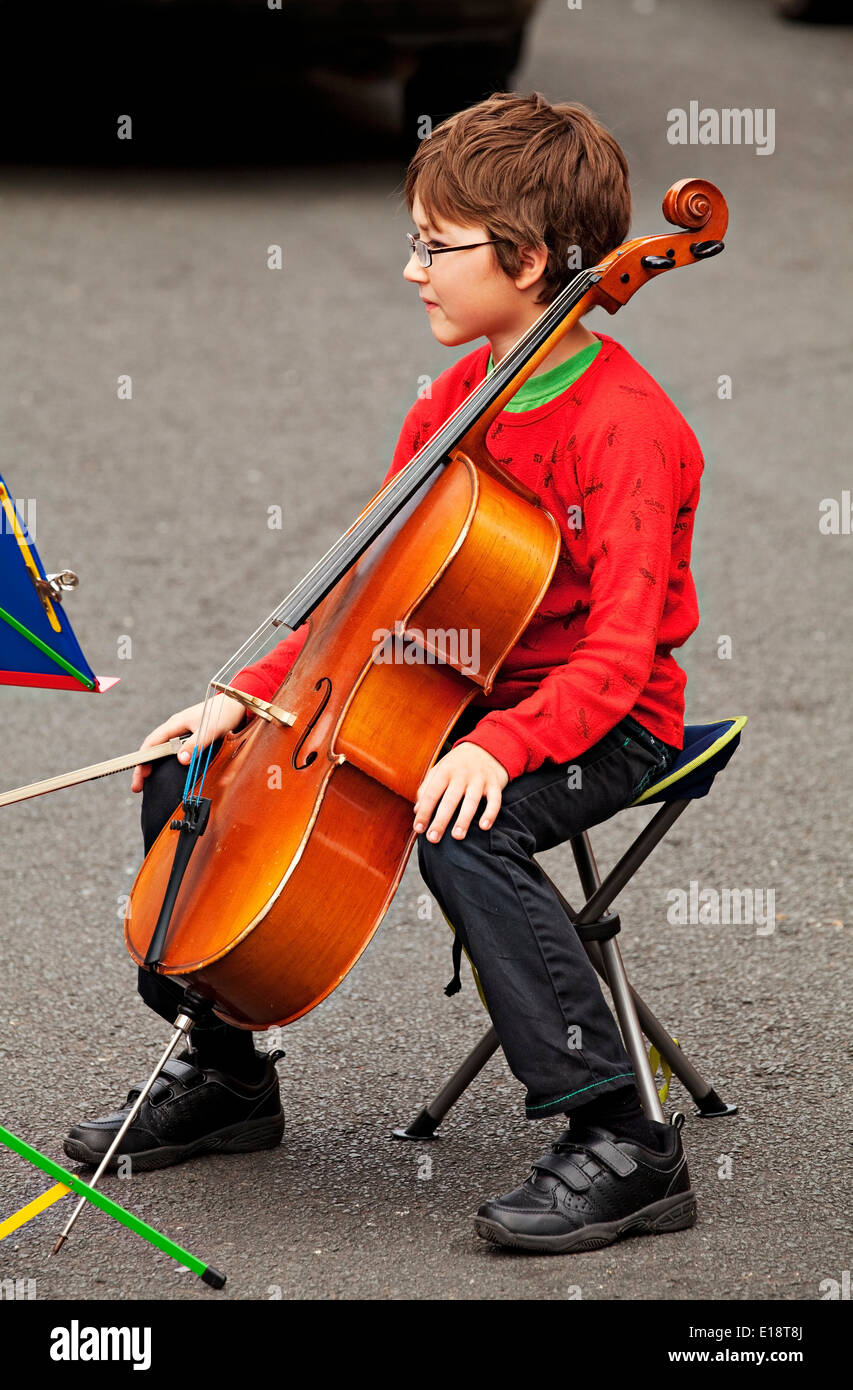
[{"xmin": 406, "ymin": 232, "xmax": 510, "ymax": 268}]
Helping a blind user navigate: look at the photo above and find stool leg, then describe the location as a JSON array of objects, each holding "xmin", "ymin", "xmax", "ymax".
[
  {"xmin": 547, "ymin": 837, "xmax": 665, "ymax": 1121},
  {"xmin": 597, "ymin": 935, "xmax": 664, "ymax": 1121},
  {"xmin": 392, "ymin": 1026, "xmax": 499, "ymax": 1140},
  {"xmin": 608, "ymin": 961, "xmax": 737, "ymax": 1118},
  {"xmin": 566, "ymin": 832, "xmax": 736, "ymax": 1119}
]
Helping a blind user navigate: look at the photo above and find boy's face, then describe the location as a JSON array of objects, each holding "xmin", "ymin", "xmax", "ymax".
[{"xmin": 405, "ymin": 194, "xmax": 539, "ymax": 349}]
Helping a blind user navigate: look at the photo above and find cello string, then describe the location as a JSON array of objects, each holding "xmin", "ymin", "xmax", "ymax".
[
  {"xmin": 188, "ymin": 640, "xmax": 282, "ymax": 800},
  {"xmin": 182, "ymin": 681, "xmax": 222, "ymax": 802},
  {"xmin": 189, "ymin": 706, "xmax": 217, "ymax": 801},
  {"xmin": 211, "ymin": 619, "xmax": 290, "ymax": 688},
  {"xmin": 181, "ymin": 687, "xmax": 210, "ymax": 801}
]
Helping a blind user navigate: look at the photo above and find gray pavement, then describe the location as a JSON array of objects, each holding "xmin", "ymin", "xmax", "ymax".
[{"xmin": 0, "ymin": 0, "xmax": 850, "ymax": 1304}]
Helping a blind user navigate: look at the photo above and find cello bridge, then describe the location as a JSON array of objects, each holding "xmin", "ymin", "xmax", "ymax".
[{"xmin": 210, "ymin": 681, "xmax": 296, "ymax": 728}]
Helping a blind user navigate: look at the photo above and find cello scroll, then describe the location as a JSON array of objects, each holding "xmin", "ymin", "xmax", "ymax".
[{"xmin": 589, "ymin": 177, "xmax": 728, "ymax": 312}]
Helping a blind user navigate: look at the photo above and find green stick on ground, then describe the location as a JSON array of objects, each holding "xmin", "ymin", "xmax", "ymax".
[{"xmin": 0, "ymin": 1123, "xmax": 226, "ymax": 1288}]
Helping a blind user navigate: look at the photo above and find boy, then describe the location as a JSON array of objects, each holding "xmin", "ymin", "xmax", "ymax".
[{"xmin": 66, "ymin": 92, "xmax": 702, "ymax": 1255}]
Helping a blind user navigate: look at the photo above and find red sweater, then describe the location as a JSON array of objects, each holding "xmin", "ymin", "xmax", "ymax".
[{"xmin": 232, "ymin": 332, "xmax": 703, "ymax": 781}]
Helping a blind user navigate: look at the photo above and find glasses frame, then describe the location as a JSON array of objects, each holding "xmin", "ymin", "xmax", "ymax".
[{"xmin": 406, "ymin": 232, "xmax": 510, "ymax": 269}]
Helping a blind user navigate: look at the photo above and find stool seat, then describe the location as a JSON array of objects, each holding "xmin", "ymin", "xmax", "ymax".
[{"xmin": 631, "ymin": 716, "xmax": 748, "ymax": 806}]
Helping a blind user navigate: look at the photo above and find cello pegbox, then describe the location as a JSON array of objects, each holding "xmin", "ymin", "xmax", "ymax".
[{"xmin": 589, "ymin": 177, "xmax": 729, "ymax": 312}]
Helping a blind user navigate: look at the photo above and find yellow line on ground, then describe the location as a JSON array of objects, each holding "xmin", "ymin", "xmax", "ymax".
[{"xmin": 0, "ymin": 1182, "xmax": 70, "ymax": 1240}]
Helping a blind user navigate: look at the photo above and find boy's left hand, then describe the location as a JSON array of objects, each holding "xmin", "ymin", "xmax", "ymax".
[{"xmin": 413, "ymin": 742, "xmax": 509, "ymax": 843}]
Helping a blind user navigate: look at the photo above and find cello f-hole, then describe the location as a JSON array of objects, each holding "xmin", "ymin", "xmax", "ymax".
[{"xmin": 292, "ymin": 677, "xmax": 333, "ymax": 770}]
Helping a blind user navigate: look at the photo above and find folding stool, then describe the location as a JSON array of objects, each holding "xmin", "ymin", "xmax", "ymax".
[{"xmin": 394, "ymin": 716, "xmax": 748, "ymax": 1138}]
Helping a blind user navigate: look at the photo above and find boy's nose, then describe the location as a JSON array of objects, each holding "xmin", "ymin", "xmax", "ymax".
[{"xmin": 403, "ymin": 252, "xmax": 428, "ymax": 283}]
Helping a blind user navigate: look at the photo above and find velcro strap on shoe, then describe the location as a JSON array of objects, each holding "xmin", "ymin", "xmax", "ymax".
[
  {"xmin": 128, "ymin": 1056, "xmax": 204, "ymax": 1103},
  {"xmin": 531, "ymin": 1152, "xmax": 594, "ymax": 1192},
  {"xmin": 159, "ymin": 1056, "xmax": 205, "ymax": 1086},
  {"xmin": 564, "ymin": 1132, "xmax": 638, "ymax": 1177}
]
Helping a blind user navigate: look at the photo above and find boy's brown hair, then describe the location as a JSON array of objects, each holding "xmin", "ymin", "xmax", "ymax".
[{"xmin": 404, "ymin": 91, "xmax": 631, "ymax": 305}]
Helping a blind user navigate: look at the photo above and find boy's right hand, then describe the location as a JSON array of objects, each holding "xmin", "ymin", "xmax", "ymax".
[{"xmin": 130, "ymin": 693, "xmax": 248, "ymax": 793}]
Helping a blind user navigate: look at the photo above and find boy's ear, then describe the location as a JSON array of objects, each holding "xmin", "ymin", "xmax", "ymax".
[{"xmin": 512, "ymin": 242, "xmax": 550, "ymax": 291}]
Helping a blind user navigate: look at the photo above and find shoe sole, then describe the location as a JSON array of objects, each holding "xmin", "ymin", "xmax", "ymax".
[
  {"xmin": 474, "ymin": 1189, "xmax": 697, "ymax": 1254},
  {"xmin": 63, "ymin": 1112, "xmax": 285, "ymax": 1173}
]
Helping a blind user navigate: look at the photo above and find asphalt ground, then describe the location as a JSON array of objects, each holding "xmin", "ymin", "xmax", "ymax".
[{"xmin": 0, "ymin": 0, "xmax": 850, "ymax": 1319}]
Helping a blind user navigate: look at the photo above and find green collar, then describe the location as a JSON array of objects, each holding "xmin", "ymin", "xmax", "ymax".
[{"xmin": 485, "ymin": 338, "xmax": 602, "ymax": 411}]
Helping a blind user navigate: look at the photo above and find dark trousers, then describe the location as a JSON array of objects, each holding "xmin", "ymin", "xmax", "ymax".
[
  {"xmin": 136, "ymin": 711, "xmax": 678, "ymax": 1117},
  {"xmin": 419, "ymin": 706, "xmax": 678, "ymax": 1118}
]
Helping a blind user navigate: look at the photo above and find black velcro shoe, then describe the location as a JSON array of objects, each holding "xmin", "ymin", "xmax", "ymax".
[
  {"xmin": 63, "ymin": 1050, "xmax": 285, "ymax": 1173},
  {"xmin": 474, "ymin": 1115, "xmax": 696, "ymax": 1254}
]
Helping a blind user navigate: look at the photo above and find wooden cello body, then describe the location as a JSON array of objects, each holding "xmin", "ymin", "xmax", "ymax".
[{"xmin": 125, "ymin": 444, "xmax": 561, "ymax": 1027}]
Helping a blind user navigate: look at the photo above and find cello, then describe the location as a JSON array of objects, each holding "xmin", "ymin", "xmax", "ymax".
[
  {"xmin": 125, "ymin": 178, "xmax": 727, "ymax": 1028},
  {"xmin": 4, "ymin": 179, "xmax": 727, "ymax": 1253}
]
